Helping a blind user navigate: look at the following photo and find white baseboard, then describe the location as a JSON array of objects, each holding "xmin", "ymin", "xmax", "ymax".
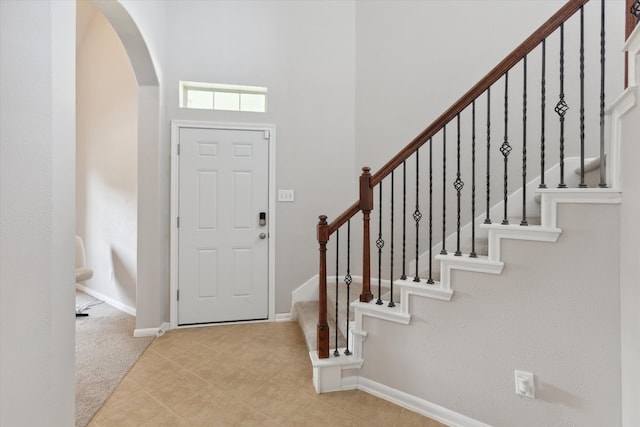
[
  {"xmin": 75, "ymin": 283, "xmax": 136, "ymax": 316},
  {"xmin": 275, "ymin": 312, "xmax": 293, "ymax": 322},
  {"xmin": 357, "ymin": 377, "xmax": 492, "ymax": 427},
  {"xmin": 133, "ymin": 322, "xmax": 169, "ymax": 338}
]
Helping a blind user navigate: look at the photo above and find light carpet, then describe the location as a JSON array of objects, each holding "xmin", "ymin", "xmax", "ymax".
[{"xmin": 75, "ymin": 291, "xmax": 153, "ymax": 427}]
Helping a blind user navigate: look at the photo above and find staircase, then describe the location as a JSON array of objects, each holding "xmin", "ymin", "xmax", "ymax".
[
  {"xmin": 293, "ymin": 156, "xmax": 602, "ymax": 355},
  {"xmin": 292, "ymin": 1, "xmax": 640, "ymax": 426}
]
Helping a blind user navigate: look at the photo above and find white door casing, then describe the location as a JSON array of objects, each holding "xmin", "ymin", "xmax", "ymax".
[{"xmin": 170, "ymin": 121, "xmax": 276, "ymax": 327}]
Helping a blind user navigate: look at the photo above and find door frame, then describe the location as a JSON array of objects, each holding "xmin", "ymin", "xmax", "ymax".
[{"xmin": 169, "ymin": 120, "xmax": 276, "ymax": 329}]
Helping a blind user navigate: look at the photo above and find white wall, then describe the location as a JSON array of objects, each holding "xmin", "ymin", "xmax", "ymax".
[
  {"xmin": 85, "ymin": 0, "xmax": 627, "ymax": 328},
  {"xmin": 0, "ymin": 1, "xmax": 76, "ymax": 425},
  {"xmin": 77, "ymin": 4, "xmax": 138, "ymax": 313},
  {"xmin": 618, "ymin": 29, "xmax": 640, "ymax": 426},
  {"xmin": 163, "ymin": 0, "xmax": 357, "ymax": 314},
  {"xmin": 354, "ymin": 0, "xmax": 625, "ymax": 173},
  {"xmin": 90, "ymin": 0, "xmax": 166, "ymax": 330},
  {"xmin": 360, "ymin": 203, "xmax": 621, "ymax": 426}
]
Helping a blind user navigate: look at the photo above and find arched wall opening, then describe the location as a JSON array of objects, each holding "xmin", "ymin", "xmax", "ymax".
[{"xmin": 78, "ymin": 0, "xmax": 163, "ymax": 330}]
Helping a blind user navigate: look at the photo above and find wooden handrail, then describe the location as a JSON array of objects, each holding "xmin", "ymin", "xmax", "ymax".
[
  {"xmin": 316, "ymin": 0, "xmax": 611, "ymax": 359},
  {"xmin": 322, "ymin": 0, "xmax": 591, "ymax": 236},
  {"xmin": 370, "ymin": 0, "xmax": 590, "ymax": 187},
  {"xmin": 327, "ymin": 202, "xmax": 359, "ymax": 235}
]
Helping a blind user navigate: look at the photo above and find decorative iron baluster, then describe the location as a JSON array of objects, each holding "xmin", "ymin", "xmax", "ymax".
[
  {"xmin": 579, "ymin": 6, "xmax": 587, "ymax": 188},
  {"xmin": 376, "ymin": 184, "xmax": 384, "ymax": 305},
  {"xmin": 501, "ymin": 71, "xmax": 512, "ymax": 225},
  {"xmin": 389, "ymin": 171, "xmax": 396, "ymax": 308},
  {"xmin": 441, "ymin": 126, "xmax": 448, "ymax": 255},
  {"xmin": 428, "ymin": 138, "xmax": 435, "ymax": 284},
  {"xmin": 413, "ymin": 150, "xmax": 422, "ymax": 282},
  {"xmin": 540, "ymin": 39, "xmax": 547, "ymax": 189},
  {"xmin": 485, "ymin": 88, "xmax": 492, "ymax": 224},
  {"xmin": 471, "ymin": 101, "xmax": 478, "ymax": 258},
  {"xmin": 556, "ymin": 23, "xmax": 569, "ymax": 189},
  {"xmin": 454, "ymin": 114, "xmax": 464, "ymax": 256},
  {"xmin": 344, "ymin": 220, "xmax": 352, "ymax": 356},
  {"xmin": 632, "ymin": 0, "xmax": 640, "ymax": 19},
  {"xmin": 334, "ymin": 229, "xmax": 340, "ymax": 357},
  {"xmin": 599, "ymin": 0, "xmax": 607, "ymax": 188},
  {"xmin": 401, "ymin": 161, "xmax": 407, "ymax": 278},
  {"xmin": 521, "ymin": 55, "xmax": 529, "ymax": 226}
]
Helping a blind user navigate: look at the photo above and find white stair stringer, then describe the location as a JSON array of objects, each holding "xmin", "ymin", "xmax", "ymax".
[
  {"xmin": 435, "ymin": 253, "xmax": 504, "ymax": 289},
  {"xmin": 410, "ymin": 156, "xmax": 583, "ymax": 281},
  {"xmin": 310, "ymin": 188, "xmax": 621, "ymax": 397},
  {"xmin": 482, "ymin": 225, "xmax": 561, "ymax": 262}
]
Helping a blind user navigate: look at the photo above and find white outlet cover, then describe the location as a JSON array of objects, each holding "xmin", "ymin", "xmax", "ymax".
[{"xmin": 515, "ymin": 370, "xmax": 535, "ymax": 398}]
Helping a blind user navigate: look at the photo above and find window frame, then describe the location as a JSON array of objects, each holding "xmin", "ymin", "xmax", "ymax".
[{"xmin": 179, "ymin": 81, "xmax": 267, "ymax": 113}]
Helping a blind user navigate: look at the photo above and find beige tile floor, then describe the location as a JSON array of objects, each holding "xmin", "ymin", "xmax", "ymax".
[{"xmin": 89, "ymin": 321, "xmax": 446, "ymax": 427}]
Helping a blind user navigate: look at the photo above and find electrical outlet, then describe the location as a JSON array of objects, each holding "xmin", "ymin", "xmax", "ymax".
[{"xmin": 515, "ymin": 370, "xmax": 535, "ymax": 398}]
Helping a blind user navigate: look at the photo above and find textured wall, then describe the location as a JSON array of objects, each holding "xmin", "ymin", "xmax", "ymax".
[
  {"xmin": 360, "ymin": 203, "xmax": 621, "ymax": 426},
  {"xmin": 0, "ymin": 1, "xmax": 76, "ymax": 425},
  {"xmin": 618, "ymin": 81, "xmax": 640, "ymax": 426}
]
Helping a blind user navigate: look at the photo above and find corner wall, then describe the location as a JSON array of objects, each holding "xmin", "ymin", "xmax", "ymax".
[
  {"xmin": 618, "ymin": 25, "xmax": 640, "ymax": 427},
  {"xmin": 0, "ymin": 1, "xmax": 76, "ymax": 425}
]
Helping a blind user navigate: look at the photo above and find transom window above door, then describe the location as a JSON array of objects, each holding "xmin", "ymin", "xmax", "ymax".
[{"xmin": 179, "ymin": 81, "xmax": 267, "ymax": 113}]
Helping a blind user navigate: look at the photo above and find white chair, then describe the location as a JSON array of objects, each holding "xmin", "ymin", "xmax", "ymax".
[{"xmin": 75, "ymin": 235, "xmax": 93, "ymax": 316}]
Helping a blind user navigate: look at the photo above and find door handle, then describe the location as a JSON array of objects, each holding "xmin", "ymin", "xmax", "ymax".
[{"xmin": 259, "ymin": 233, "xmax": 267, "ymax": 239}]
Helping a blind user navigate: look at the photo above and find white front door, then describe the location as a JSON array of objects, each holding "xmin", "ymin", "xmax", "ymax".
[{"xmin": 177, "ymin": 126, "xmax": 269, "ymax": 325}]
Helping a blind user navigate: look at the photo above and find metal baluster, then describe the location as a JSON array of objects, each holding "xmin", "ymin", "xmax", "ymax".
[
  {"xmin": 334, "ymin": 229, "xmax": 340, "ymax": 357},
  {"xmin": 454, "ymin": 114, "xmax": 464, "ymax": 256},
  {"xmin": 344, "ymin": 220, "xmax": 352, "ymax": 356},
  {"xmin": 441, "ymin": 126, "xmax": 448, "ymax": 255},
  {"xmin": 599, "ymin": 0, "xmax": 607, "ymax": 188},
  {"xmin": 401, "ymin": 161, "xmax": 407, "ymax": 278},
  {"xmin": 555, "ymin": 23, "xmax": 569, "ymax": 188},
  {"xmin": 501, "ymin": 72, "xmax": 512, "ymax": 225},
  {"xmin": 376, "ymin": 184, "xmax": 384, "ymax": 305},
  {"xmin": 485, "ymin": 88, "xmax": 492, "ymax": 225},
  {"xmin": 471, "ymin": 101, "xmax": 478, "ymax": 258},
  {"xmin": 521, "ymin": 55, "xmax": 529, "ymax": 226},
  {"xmin": 389, "ymin": 171, "xmax": 396, "ymax": 308},
  {"xmin": 632, "ymin": 1, "xmax": 640, "ymax": 21},
  {"xmin": 540, "ymin": 39, "xmax": 547, "ymax": 189},
  {"xmin": 428, "ymin": 138, "xmax": 435, "ymax": 284},
  {"xmin": 579, "ymin": 6, "xmax": 587, "ymax": 188},
  {"xmin": 413, "ymin": 150, "xmax": 422, "ymax": 282}
]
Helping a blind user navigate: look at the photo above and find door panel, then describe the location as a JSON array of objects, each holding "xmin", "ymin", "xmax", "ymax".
[{"xmin": 177, "ymin": 127, "xmax": 268, "ymax": 325}]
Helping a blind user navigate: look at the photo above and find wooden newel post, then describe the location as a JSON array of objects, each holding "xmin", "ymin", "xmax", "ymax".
[
  {"xmin": 317, "ymin": 215, "xmax": 330, "ymax": 358},
  {"xmin": 359, "ymin": 167, "xmax": 374, "ymax": 302}
]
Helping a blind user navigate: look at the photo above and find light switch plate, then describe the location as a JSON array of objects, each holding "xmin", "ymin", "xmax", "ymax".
[{"xmin": 278, "ymin": 189, "xmax": 295, "ymax": 202}]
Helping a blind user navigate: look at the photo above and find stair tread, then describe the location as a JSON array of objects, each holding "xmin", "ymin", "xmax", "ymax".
[{"xmin": 294, "ymin": 300, "xmax": 346, "ymax": 352}]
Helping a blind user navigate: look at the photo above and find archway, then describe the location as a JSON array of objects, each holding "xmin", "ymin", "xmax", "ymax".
[{"xmin": 85, "ymin": 0, "xmax": 163, "ymax": 331}]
